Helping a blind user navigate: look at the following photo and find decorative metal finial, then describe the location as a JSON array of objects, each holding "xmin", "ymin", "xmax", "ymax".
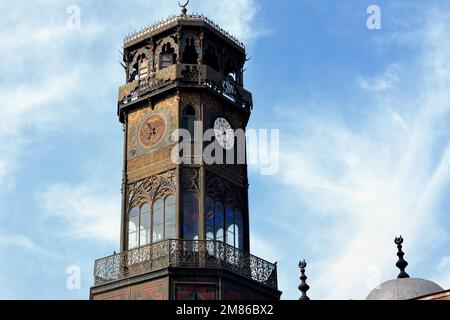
[
  {"xmin": 298, "ymin": 260, "xmax": 310, "ymax": 301},
  {"xmin": 178, "ymin": 0, "xmax": 190, "ymax": 15},
  {"xmin": 395, "ymin": 236, "xmax": 410, "ymax": 279}
]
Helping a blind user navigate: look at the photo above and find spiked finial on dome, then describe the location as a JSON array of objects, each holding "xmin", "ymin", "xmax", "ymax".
[
  {"xmin": 395, "ymin": 236, "xmax": 410, "ymax": 279},
  {"xmin": 298, "ymin": 260, "xmax": 310, "ymax": 301}
]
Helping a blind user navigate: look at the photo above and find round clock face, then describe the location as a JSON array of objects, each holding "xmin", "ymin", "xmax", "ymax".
[
  {"xmin": 138, "ymin": 114, "xmax": 166, "ymax": 148},
  {"xmin": 214, "ymin": 117, "xmax": 235, "ymax": 150}
]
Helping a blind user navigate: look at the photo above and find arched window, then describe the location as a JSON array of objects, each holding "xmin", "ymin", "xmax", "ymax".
[
  {"xmin": 204, "ymin": 45, "xmax": 220, "ymax": 71},
  {"xmin": 140, "ymin": 204, "xmax": 151, "ymax": 246},
  {"xmin": 160, "ymin": 43, "xmax": 175, "ymax": 69},
  {"xmin": 128, "ymin": 207, "xmax": 139, "ymax": 249},
  {"xmin": 203, "ymin": 197, "xmax": 244, "ymax": 250},
  {"xmin": 226, "ymin": 207, "xmax": 235, "ymax": 247},
  {"xmin": 183, "ymin": 192, "xmax": 199, "ymax": 240},
  {"xmin": 182, "ymin": 38, "xmax": 198, "ymax": 64},
  {"xmin": 182, "ymin": 105, "xmax": 196, "ymax": 139},
  {"xmin": 127, "ymin": 196, "xmax": 177, "ymax": 249},
  {"xmin": 205, "ymin": 197, "xmax": 215, "ymax": 240},
  {"xmin": 235, "ymin": 211, "xmax": 243, "ymax": 250},
  {"xmin": 214, "ymin": 201, "xmax": 224, "ymax": 242},
  {"xmin": 153, "ymin": 199, "xmax": 164, "ymax": 243},
  {"xmin": 138, "ymin": 55, "xmax": 149, "ymax": 80},
  {"xmin": 165, "ymin": 195, "xmax": 176, "ymax": 239}
]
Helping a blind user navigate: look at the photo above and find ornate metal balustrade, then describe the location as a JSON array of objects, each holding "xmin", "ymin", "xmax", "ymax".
[
  {"xmin": 93, "ymin": 239, "xmax": 278, "ymax": 290},
  {"xmin": 118, "ymin": 64, "xmax": 253, "ymax": 111}
]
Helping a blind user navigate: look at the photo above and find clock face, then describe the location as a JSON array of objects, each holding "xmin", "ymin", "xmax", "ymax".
[
  {"xmin": 214, "ymin": 117, "xmax": 235, "ymax": 150},
  {"xmin": 138, "ymin": 114, "xmax": 166, "ymax": 148}
]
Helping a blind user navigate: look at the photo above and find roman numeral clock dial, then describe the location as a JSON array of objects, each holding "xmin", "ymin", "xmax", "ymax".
[
  {"xmin": 214, "ymin": 117, "xmax": 235, "ymax": 150},
  {"xmin": 138, "ymin": 114, "xmax": 166, "ymax": 148}
]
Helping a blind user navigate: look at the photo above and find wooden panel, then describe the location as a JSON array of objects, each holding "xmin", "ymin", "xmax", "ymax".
[
  {"xmin": 132, "ymin": 278, "xmax": 169, "ymax": 300},
  {"xmin": 93, "ymin": 288, "xmax": 130, "ymax": 300},
  {"xmin": 174, "ymin": 283, "xmax": 217, "ymax": 300}
]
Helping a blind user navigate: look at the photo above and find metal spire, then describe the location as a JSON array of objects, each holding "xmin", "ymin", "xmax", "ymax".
[
  {"xmin": 178, "ymin": 0, "xmax": 190, "ymax": 15},
  {"xmin": 298, "ymin": 260, "xmax": 310, "ymax": 300},
  {"xmin": 395, "ymin": 236, "xmax": 410, "ymax": 279}
]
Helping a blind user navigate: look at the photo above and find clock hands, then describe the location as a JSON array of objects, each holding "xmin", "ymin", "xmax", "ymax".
[
  {"xmin": 146, "ymin": 123, "xmax": 157, "ymax": 140},
  {"xmin": 214, "ymin": 117, "xmax": 235, "ymax": 150}
]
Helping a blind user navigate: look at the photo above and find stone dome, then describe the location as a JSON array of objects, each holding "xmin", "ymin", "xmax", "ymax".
[{"xmin": 366, "ymin": 278, "xmax": 444, "ymax": 300}]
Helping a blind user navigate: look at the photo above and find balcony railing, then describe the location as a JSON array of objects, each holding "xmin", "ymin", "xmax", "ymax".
[
  {"xmin": 118, "ymin": 64, "xmax": 253, "ymax": 112},
  {"xmin": 93, "ymin": 239, "xmax": 278, "ymax": 290}
]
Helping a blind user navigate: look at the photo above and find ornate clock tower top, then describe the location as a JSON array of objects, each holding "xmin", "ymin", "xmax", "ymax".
[{"xmin": 91, "ymin": 3, "xmax": 280, "ymax": 301}]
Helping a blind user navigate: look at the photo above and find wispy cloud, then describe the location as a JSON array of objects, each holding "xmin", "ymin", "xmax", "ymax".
[
  {"xmin": 0, "ymin": 234, "xmax": 37, "ymax": 251},
  {"xmin": 356, "ymin": 64, "xmax": 399, "ymax": 91},
  {"xmin": 269, "ymin": 8, "xmax": 450, "ymax": 299},
  {"xmin": 39, "ymin": 181, "xmax": 121, "ymax": 242}
]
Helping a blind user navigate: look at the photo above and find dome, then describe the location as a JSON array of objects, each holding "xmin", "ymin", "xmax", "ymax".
[{"xmin": 366, "ymin": 278, "xmax": 444, "ymax": 300}]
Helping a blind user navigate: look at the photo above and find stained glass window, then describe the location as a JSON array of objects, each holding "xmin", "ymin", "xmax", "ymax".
[
  {"xmin": 226, "ymin": 207, "xmax": 235, "ymax": 247},
  {"xmin": 183, "ymin": 192, "xmax": 199, "ymax": 240},
  {"xmin": 215, "ymin": 201, "xmax": 224, "ymax": 242},
  {"xmin": 205, "ymin": 197, "xmax": 215, "ymax": 240},
  {"xmin": 236, "ymin": 211, "xmax": 244, "ymax": 250}
]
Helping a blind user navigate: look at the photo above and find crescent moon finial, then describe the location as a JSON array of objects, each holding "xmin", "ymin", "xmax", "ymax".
[{"xmin": 178, "ymin": 0, "xmax": 190, "ymax": 15}]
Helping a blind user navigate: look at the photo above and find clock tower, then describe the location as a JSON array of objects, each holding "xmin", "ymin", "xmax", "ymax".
[{"xmin": 90, "ymin": 4, "xmax": 281, "ymax": 300}]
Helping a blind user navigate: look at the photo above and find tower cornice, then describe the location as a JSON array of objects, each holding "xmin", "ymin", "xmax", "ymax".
[{"xmin": 124, "ymin": 13, "xmax": 245, "ymax": 53}]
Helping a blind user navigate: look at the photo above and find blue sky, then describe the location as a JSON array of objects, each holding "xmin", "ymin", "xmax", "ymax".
[{"xmin": 1, "ymin": 0, "xmax": 450, "ymax": 300}]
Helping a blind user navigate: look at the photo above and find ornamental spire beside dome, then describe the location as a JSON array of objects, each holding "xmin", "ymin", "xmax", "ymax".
[{"xmin": 395, "ymin": 235, "xmax": 410, "ymax": 279}]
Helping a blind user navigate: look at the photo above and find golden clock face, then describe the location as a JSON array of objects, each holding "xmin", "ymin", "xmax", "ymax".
[{"xmin": 138, "ymin": 114, "xmax": 166, "ymax": 148}]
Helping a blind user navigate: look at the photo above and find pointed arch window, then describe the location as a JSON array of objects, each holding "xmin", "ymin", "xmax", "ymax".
[
  {"xmin": 153, "ymin": 199, "xmax": 164, "ymax": 243},
  {"xmin": 225, "ymin": 208, "xmax": 235, "ymax": 247},
  {"xmin": 235, "ymin": 211, "xmax": 244, "ymax": 250},
  {"xmin": 165, "ymin": 195, "xmax": 176, "ymax": 239},
  {"xmin": 139, "ymin": 56, "xmax": 149, "ymax": 80},
  {"xmin": 127, "ymin": 195, "xmax": 177, "ymax": 249},
  {"xmin": 204, "ymin": 198, "xmax": 244, "ymax": 250},
  {"xmin": 160, "ymin": 43, "xmax": 175, "ymax": 69},
  {"xmin": 182, "ymin": 105, "xmax": 196, "ymax": 139},
  {"xmin": 183, "ymin": 192, "xmax": 199, "ymax": 240},
  {"xmin": 205, "ymin": 197, "xmax": 215, "ymax": 240},
  {"xmin": 214, "ymin": 201, "xmax": 224, "ymax": 242},
  {"xmin": 182, "ymin": 37, "xmax": 198, "ymax": 64},
  {"xmin": 128, "ymin": 207, "xmax": 139, "ymax": 249},
  {"xmin": 204, "ymin": 45, "xmax": 220, "ymax": 71},
  {"xmin": 139, "ymin": 204, "xmax": 151, "ymax": 246}
]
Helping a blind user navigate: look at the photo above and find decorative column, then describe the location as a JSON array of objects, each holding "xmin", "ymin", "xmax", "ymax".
[
  {"xmin": 298, "ymin": 260, "xmax": 310, "ymax": 301},
  {"xmin": 395, "ymin": 235, "xmax": 410, "ymax": 279}
]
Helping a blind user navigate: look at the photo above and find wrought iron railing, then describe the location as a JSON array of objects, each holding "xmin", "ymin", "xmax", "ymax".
[
  {"xmin": 93, "ymin": 239, "xmax": 278, "ymax": 290},
  {"xmin": 118, "ymin": 64, "xmax": 253, "ymax": 111}
]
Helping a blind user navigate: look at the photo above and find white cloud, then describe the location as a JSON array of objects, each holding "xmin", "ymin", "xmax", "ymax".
[
  {"xmin": 0, "ymin": 0, "xmax": 262, "ymax": 189},
  {"xmin": 270, "ymin": 9, "xmax": 450, "ymax": 299},
  {"xmin": 39, "ymin": 181, "xmax": 121, "ymax": 243},
  {"xmin": 434, "ymin": 256, "xmax": 450, "ymax": 293},
  {"xmin": 0, "ymin": 234, "xmax": 37, "ymax": 251},
  {"xmin": 194, "ymin": 0, "xmax": 266, "ymax": 42},
  {"xmin": 437, "ymin": 256, "xmax": 450, "ymax": 273},
  {"xmin": 357, "ymin": 64, "xmax": 400, "ymax": 91}
]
